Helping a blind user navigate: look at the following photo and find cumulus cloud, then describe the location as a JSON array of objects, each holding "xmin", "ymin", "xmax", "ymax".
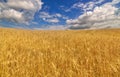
[
  {"xmin": 0, "ymin": 0, "xmax": 43, "ymax": 23},
  {"xmin": 43, "ymin": 18, "xmax": 59, "ymax": 23},
  {"xmin": 39, "ymin": 12, "xmax": 60, "ymax": 23},
  {"xmin": 66, "ymin": 0, "xmax": 120, "ymax": 29},
  {"xmin": 39, "ymin": 12, "xmax": 68, "ymax": 23},
  {"xmin": 0, "ymin": 9, "xmax": 24, "ymax": 23},
  {"xmin": 34, "ymin": 25, "xmax": 67, "ymax": 30},
  {"xmin": 66, "ymin": 0, "xmax": 105, "ymax": 12}
]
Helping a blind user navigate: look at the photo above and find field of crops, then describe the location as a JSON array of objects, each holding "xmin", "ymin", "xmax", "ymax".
[{"xmin": 0, "ymin": 28, "xmax": 120, "ymax": 77}]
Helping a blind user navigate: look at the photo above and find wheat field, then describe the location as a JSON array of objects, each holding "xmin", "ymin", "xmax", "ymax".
[{"xmin": 0, "ymin": 28, "xmax": 120, "ymax": 77}]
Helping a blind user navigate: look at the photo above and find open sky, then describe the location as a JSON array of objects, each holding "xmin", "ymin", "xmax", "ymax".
[{"xmin": 0, "ymin": 0, "xmax": 120, "ymax": 30}]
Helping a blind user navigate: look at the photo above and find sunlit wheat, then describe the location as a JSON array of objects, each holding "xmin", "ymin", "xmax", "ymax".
[{"xmin": 0, "ymin": 28, "xmax": 120, "ymax": 77}]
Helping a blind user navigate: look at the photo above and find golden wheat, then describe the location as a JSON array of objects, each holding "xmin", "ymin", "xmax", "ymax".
[{"xmin": 0, "ymin": 28, "xmax": 120, "ymax": 77}]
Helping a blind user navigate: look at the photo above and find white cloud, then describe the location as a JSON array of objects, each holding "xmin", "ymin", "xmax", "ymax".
[
  {"xmin": 39, "ymin": 12, "xmax": 52, "ymax": 18},
  {"xmin": 34, "ymin": 25, "xmax": 67, "ymax": 30},
  {"xmin": 39, "ymin": 12, "xmax": 64, "ymax": 19},
  {"xmin": 0, "ymin": 9, "xmax": 24, "ymax": 23},
  {"xmin": 7, "ymin": 0, "xmax": 34, "ymax": 10},
  {"xmin": 7, "ymin": 0, "xmax": 43, "ymax": 10},
  {"xmin": 72, "ymin": 2, "xmax": 95, "ymax": 11},
  {"xmin": 91, "ymin": 20, "xmax": 120, "ymax": 29},
  {"xmin": 39, "ymin": 12, "xmax": 68, "ymax": 23},
  {"xmin": 112, "ymin": 0, "xmax": 120, "ymax": 4},
  {"xmin": 55, "ymin": 13, "xmax": 62, "ymax": 18},
  {"xmin": 95, "ymin": 0, "xmax": 105, "ymax": 4},
  {"xmin": 0, "ymin": 0, "xmax": 43, "ymax": 23},
  {"xmin": 66, "ymin": 0, "xmax": 120, "ymax": 29},
  {"xmin": 44, "ymin": 18, "xmax": 59, "ymax": 23},
  {"xmin": 39, "ymin": 12, "xmax": 60, "ymax": 23},
  {"xmin": 67, "ymin": 0, "xmax": 105, "ymax": 12}
]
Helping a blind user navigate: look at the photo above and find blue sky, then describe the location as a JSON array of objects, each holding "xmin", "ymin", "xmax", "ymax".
[{"xmin": 0, "ymin": 0, "xmax": 120, "ymax": 30}]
